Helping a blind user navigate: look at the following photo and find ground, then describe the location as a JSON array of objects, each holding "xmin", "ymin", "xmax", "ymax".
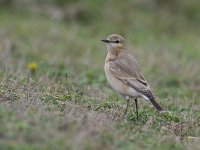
[{"xmin": 0, "ymin": 1, "xmax": 200, "ymax": 150}]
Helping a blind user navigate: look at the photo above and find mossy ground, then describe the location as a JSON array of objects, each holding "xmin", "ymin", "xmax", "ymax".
[{"xmin": 0, "ymin": 1, "xmax": 200, "ymax": 149}]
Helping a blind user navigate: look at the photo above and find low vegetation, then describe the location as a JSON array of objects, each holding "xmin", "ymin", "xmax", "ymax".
[{"xmin": 0, "ymin": 1, "xmax": 200, "ymax": 149}]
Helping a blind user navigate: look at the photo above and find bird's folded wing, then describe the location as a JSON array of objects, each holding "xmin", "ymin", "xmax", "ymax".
[{"xmin": 109, "ymin": 58, "xmax": 154, "ymax": 100}]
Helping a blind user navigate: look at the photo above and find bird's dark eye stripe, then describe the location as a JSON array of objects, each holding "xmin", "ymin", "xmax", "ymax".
[{"xmin": 111, "ymin": 40, "xmax": 120, "ymax": 43}]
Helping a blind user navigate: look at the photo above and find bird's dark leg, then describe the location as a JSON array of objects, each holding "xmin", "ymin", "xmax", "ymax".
[
  {"xmin": 134, "ymin": 98, "xmax": 139, "ymax": 119},
  {"xmin": 123, "ymin": 97, "xmax": 130, "ymax": 118}
]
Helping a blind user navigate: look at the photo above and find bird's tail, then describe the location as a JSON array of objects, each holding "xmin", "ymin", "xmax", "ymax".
[
  {"xmin": 126, "ymin": 82, "xmax": 164, "ymax": 111},
  {"xmin": 149, "ymin": 98, "xmax": 163, "ymax": 111}
]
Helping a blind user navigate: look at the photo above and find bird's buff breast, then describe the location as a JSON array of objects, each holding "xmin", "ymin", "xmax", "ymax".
[{"xmin": 104, "ymin": 63, "xmax": 140, "ymax": 97}]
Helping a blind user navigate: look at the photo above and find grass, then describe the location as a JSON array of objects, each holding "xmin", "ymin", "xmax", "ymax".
[{"xmin": 1, "ymin": 1, "xmax": 200, "ymax": 149}]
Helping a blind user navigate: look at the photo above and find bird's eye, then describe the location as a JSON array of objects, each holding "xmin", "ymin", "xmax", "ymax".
[{"xmin": 115, "ymin": 40, "xmax": 120, "ymax": 43}]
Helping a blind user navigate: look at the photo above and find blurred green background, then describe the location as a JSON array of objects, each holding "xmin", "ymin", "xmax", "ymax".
[{"xmin": 0, "ymin": 0, "xmax": 200, "ymax": 150}]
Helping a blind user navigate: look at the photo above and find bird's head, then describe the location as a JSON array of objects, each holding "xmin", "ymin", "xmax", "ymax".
[{"xmin": 101, "ymin": 34, "xmax": 126, "ymax": 53}]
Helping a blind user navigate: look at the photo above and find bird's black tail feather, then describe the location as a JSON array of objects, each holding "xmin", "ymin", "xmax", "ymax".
[
  {"xmin": 149, "ymin": 98, "xmax": 163, "ymax": 111},
  {"xmin": 124, "ymin": 81, "xmax": 163, "ymax": 111}
]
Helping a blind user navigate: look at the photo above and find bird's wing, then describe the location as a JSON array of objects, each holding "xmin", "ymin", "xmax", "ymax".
[
  {"xmin": 109, "ymin": 52, "xmax": 163, "ymax": 111},
  {"xmin": 109, "ymin": 52, "xmax": 154, "ymax": 100}
]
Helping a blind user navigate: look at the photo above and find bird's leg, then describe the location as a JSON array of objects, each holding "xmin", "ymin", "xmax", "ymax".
[
  {"xmin": 134, "ymin": 98, "xmax": 139, "ymax": 119},
  {"xmin": 123, "ymin": 96, "xmax": 130, "ymax": 118}
]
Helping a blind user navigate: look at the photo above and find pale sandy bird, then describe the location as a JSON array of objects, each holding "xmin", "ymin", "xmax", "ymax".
[{"xmin": 102, "ymin": 34, "xmax": 163, "ymax": 119}]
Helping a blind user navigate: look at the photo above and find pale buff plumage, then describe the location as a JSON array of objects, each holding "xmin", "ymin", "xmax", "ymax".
[{"xmin": 102, "ymin": 34, "xmax": 163, "ymax": 118}]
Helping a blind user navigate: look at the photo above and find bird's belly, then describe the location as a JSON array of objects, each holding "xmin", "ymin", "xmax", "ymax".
[
  {"xmin": 104, "ymin": 64, "xmax": 141, "ymax": 98},
  {"xmin": 127, "ymin": 87, "xmax": 141, "ymax": 98}
]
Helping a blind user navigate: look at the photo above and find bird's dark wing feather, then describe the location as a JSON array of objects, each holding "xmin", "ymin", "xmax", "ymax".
[
  {"xmin": 109, "ymin": 52, "xmax": 150, "ymax": 95},
  {"xmin": 109, "ymin": 52, "xmax": 163, "ymax": 111}
]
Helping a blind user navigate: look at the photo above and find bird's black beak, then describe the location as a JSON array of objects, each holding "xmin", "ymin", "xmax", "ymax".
[{"xmin": 101, "ymin": 39, "xmax": 110, "ymax": 43}]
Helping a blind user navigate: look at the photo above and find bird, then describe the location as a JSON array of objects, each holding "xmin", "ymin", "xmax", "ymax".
[{"xmin": 102, "ymin": 34, "xmax": 163, "ymax": 119}]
